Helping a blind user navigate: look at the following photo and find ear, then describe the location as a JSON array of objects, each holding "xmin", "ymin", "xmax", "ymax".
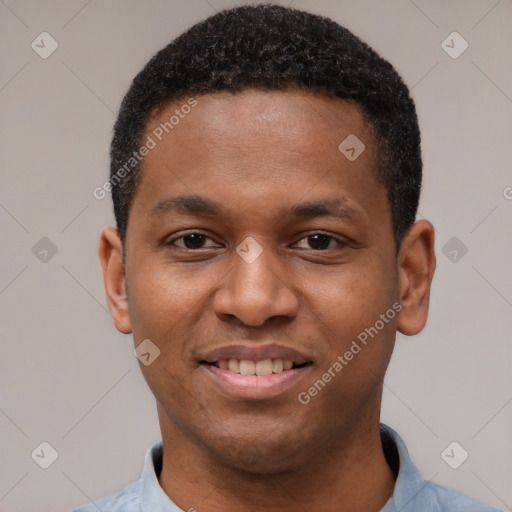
[
  {"xmin": 98, "ymin": 226, "xmax": 132, "ymax": 334},
  {"xmin": 396, "ymin": 220, "xmax": 436, "ymax": 336}
]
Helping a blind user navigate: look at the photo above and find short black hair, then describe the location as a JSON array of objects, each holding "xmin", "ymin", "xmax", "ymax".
[{"xmin": 110, "ymin": 4, "xmax": 421, "ymax": 250}]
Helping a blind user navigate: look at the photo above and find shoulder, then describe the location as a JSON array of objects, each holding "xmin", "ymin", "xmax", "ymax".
[
  {"xmin": 70, "ymin": 479, "xmax": 141, "ymax": 512},
  {"xmin": 425, "ymin": 481, "xmax": 503, "ymax": 512},
  {"xmin": 379, "ymin": 425, "xmax": 502, "ymax": 512}
]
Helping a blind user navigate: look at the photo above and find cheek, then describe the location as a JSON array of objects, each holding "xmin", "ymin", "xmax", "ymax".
[
  {"xmin": 304, "ymin": 260, "xmax": 397, "ymax": 336},
  {"xmin": 128, "ymin": 266, "xmax": 209, "ymax": 406},
  {"xmin": 300, "ymin": 257, "xmax": 398, "ymax": 392},
  {"xmin": 127, "ymin": 261, "xmax": 210, "ymax": 339}
]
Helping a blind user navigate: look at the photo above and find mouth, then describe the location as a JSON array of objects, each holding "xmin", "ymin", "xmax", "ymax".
[
  {"xmin": 198, "ymin": 345, "xmax": 313, "ymax": 400},
  {"xmin": 202, "ymin": 358, "xmax": 311, "ymax": 375}
]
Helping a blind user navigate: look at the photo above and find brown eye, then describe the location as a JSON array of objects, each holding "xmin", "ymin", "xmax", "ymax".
[
  {"xmin": 181, "ymin": 234, "xmax": 207, "ymax": 249},
  {"xmin": 307, "ymin": 234, "xmax": 333, "ymax": 250},
  {"xmin": 170, "ymin": 233, "xmax": 217, "ymax": 250},
  {"xmin": 295, "ymin": 233, "xmax": 346, "ymax": 251}
]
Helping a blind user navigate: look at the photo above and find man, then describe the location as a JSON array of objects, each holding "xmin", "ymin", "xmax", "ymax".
[{"xmin": 75, "ymin": 5, "xmax": 500, "ymax": 512}]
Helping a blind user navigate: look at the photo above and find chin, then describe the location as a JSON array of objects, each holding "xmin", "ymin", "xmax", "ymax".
[{"xmin": 201, "ymin": 427, "xmax": 307, "ymax": 475}]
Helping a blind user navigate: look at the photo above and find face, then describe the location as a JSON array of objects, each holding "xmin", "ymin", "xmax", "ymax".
[{"xmin": 100, "ymin": 89, "xmax": 435, "ymax": 473}]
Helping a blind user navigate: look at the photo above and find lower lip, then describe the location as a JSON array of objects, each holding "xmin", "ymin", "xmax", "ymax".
[{"xmin": 202, "ymin": 364, "xmax": 310, "ymax": 400}]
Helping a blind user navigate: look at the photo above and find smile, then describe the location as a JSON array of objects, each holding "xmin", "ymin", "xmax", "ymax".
[
  {"xmin": 204, "ymin": 358, "xmax": 310, "ymax": 375},
  {"xmin": 201, "ymin": 360, "xmax": 312, "ymax": 400}
]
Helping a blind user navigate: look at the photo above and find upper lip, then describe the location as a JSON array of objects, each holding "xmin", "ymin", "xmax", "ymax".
[{"xmin": 201, "ymin": 344, "xmax": 311, "ymax": 364}]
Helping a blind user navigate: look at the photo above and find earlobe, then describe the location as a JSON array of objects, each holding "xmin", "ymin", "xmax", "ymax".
[
  {"xmin": 98, "ymin": 227, "xmax": 133, "ymax": 334},
  {"xmin": 396, "ymin": 220, "xmax": 436, "ymax": 336}
]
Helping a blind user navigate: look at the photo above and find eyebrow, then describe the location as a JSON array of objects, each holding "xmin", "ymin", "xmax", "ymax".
[
  {"xmin": 148, "ymin": 195, "xmax": 359, "ymax": 221},
  {"xmin": 287, "ymin": 198, "xmax": 358, "ymax": 220},
  {"xmin": 149, "ymin": 195, "xmax": 225, "ymax": 218}
]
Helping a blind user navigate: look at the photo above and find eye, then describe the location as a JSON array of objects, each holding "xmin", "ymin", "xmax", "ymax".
[
  {"xmin": 294, "ymin": 233, "xmax": 347, "ymax": 251},
  {"xmin": 168, "ymin": 232, "xmax": 219, "ymax": 250}
]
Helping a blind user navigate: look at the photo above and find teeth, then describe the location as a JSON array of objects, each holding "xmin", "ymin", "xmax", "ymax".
[
  {"xmin": 256, "ymin": 359, "xmax": 273, "ymax": 376},
  {"xmin": 228, "ymin": 359, "xmax": 240, "ymax": 373},
  {"xmin": 215, "ymin": 358, "xmax": 297, "ymax": 375},
  {"xmin": 239, "ymin": 360, "xmax": 255, "ymax": 375},
  {"xmin": 272, "ymin": 359, "xmax": 284, "ymax": 372}
]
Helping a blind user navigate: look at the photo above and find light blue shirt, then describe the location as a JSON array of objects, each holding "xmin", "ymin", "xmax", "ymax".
[{"xmin": 71, "ymin": 424, "xmax": 502, "ymax": 511}]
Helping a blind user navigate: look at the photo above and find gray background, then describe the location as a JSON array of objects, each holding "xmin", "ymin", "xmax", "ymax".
[{"xmin": 1, "ymin": 1, "xmax": 511, "ymax": 511}]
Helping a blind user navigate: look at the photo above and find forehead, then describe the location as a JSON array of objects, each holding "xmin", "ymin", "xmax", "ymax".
[
  {"xmin": 130, "ymin": 89, "xmax": 386, "ymax": 225},
  {"xmin": 148, "ymin": 89, "xmax": 372, "ymax": 159}
]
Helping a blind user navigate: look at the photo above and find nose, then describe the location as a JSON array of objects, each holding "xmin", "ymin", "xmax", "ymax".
[{"xmin": 213, "ymin": 243, "xmax": 299, "ymax": 327}]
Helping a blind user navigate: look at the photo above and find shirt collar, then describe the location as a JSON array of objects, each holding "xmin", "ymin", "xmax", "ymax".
[
  {"xmin": 379, "ymin": 424, "xmax": 429, "ymax": 511},
  {"xmin": 140, "ymin": 442, "xmax": 182, "ymax": 511},
  {"xmin": 140, "ymin": 424, "xmax": 425, "ymax": 511}
]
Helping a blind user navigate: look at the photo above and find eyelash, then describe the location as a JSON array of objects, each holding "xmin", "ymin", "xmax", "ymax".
[{"xmin": 166, "ymin": 231, "xmax": 348, "ymax": 251}]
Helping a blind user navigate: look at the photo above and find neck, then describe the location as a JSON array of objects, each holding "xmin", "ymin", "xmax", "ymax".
[{"xmin": 157, "ymin": 415, "xmax": 395, "ymax": 512}]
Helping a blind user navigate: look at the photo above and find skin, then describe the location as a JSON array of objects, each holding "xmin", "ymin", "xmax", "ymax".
[{"xmin": 99, "ymin": 89, "xmax": 436, "ymax": 512}]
